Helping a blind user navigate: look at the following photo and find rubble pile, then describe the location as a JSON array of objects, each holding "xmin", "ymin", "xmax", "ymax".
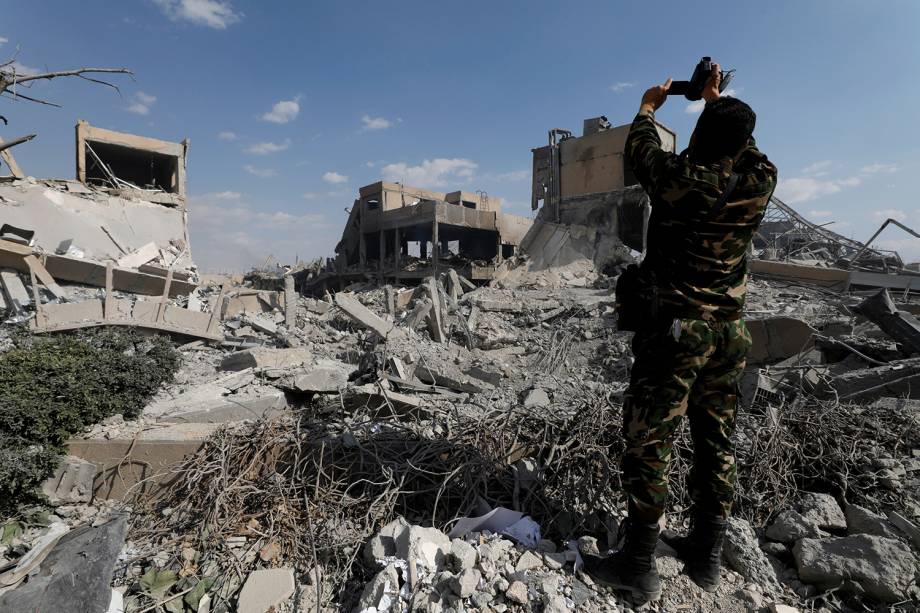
[
  {"xmin": 2, "ymin": 122, "xmax": 920, "ymax": 611},
  {"xmin": 0, "ymin": 251, "xmax": 919, "ymax": 610}
]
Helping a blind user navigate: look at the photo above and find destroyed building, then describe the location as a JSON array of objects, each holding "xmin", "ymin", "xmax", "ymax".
[
  {"xmin": 519, "ymin": 116, "xmax": 677, "ymax": 274},
  {"xmin": 0, "ymin": 107, "xmax": 919, "ymax": 613},
  {"xmin": 330, "ymin": 181, "xmax": 532, "ymax": 285}
]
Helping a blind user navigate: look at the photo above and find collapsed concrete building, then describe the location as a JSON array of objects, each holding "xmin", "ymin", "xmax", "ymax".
[
  {"xmin": 0, "ymin": 121, "xmax": 213, "ymax": 337},
  {"xmin": 331, "ymin": 181, "xmax": 532, "ymax": 285},
  {"xmin": 519, "ymin": 116, "xmax": 677, "ymax": 274}
]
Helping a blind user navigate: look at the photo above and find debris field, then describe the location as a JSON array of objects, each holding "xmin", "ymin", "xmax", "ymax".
[{"xmin": 0, "ymin": 111, "xmax": 918, "ymax": 613}]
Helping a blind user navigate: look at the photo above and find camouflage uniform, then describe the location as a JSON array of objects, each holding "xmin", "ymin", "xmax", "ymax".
[{"xmin": 620, "ymin": 109, "xmax": 777, "ymax": 523}]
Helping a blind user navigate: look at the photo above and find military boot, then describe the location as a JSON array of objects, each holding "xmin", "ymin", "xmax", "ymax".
[
  {"xmin": 661, "ymin": 512, "xmax": 728, "ymax": 591},
  {"xmin": 583, "ymin": 520, "xmax": 661, "ymax": 605}
]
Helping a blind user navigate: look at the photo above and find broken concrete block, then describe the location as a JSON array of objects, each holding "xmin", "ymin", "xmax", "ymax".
[
  {"xmin": 765, "ymin": 509, "xmax": 821, "ymax": 543},
  {"xmin": 450, "ymin": 568, "xmax": 481, "ymax": 598},
  {"xmin": 827, "ymin": 356, "xmax": 920, "ymax": 400},
  {"xmin": 723, "ymin": 517, "xmax": 781, "ymax": 590},
  {"xmin": 0, "ymin": 516, "xmax": 126, "ymax": 613},
  {"xmin": 886, "ymin": 511, "xmax": 920, "ymax": 551},
  {"xmin": 464, "ymin": 364, "xmax": 502, "ymax": 386},
  {"xmin": 0, "ymin": 268, "xmax": 29, "ymax": 310},
  {"xmin": 505, "ymin": 580, "xmax": 529, "ymax": 604},
  {"xmin": 793, "ymin": 534, "xmax": 917, "ymax": 602},
  {"xmin": 397, "ymin": 524, "xmax": 451, "ymax": 570},
  {"xmin": 855, "ymin": 289, "xmax": 920, "ymax": 355},
  {"xmin": 237, "ymin": 568, "xmax": 296, "ymax": 613},
  {"xmin": 523, "ymin": 388, "xmax": 550, "ymax": 409},
  {"xmin": 404, "ymin": 299, "xmax": 432, "ymax": 330},
  {"xmin": 116, "ymin": 241, "xmax": 159, "ymax": 269},
  {"xmin": 303, "ymin": 297, "xmax": 330, "ymax": 314},
  {"xmin": 288, "ymin": 361, "xmax": 351, "ymax": 393},
  {"xmin": 845, "ymin": 504, "xmax": 901, "ymax": 540},
  {"xmin": 476, "ymin": 298, "xmax": 523, "ymax": 313},
  {"xmin": 245, "ymin": 313, "xmax": 278, "ymax": 334},
  {"xmin": 363, "ymin": 517, "xmax": 410, "ymax": 566},
  {"xmin": 797, "ymin": 492, "xmax": 847, "ymax": 531},
  {"xmin": 357, "ymin": 564, "xmax": 399, "ymax": 612},
  {"xmin": 41, "ymin": 455, "xmax": 96, "ymax": 504},
  {"xmin": 515, "ymin": 550, "xmax": 543, "ymax": 572},
  {"xmin": 746, "ymin": 317, "xmax": 816, "ymax": 365},
  {"xmin": 67, "ymin": 423, "xmax": 221, "ymax": 500},
  {"xmin": 415, "ymin": 363, "xmax": 482, "ymax": 393},
  {"xmin": 219, "ymin": 347, "xmax": 312, "ymax": 372},
  {"xmin": 449, "ymin": 539, "xmax": 477, "ymax": 572},
  {"xmin": 334, "ymin": 292, "xmax": 400, "ymax": 339},
  {"xmin": 157, "ymin": 392, "xmax": 287, "ymax": 424}
]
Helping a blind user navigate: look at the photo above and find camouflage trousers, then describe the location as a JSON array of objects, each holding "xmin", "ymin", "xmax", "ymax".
[{"xmin": 621, "ymin": 317, "xmax": 752, "ymax": 523}]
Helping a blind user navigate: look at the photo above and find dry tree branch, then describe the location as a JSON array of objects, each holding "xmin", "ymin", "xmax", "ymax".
[{"xmin": 0, "ymin": 65, "xmax": 134, "ymax": 106}]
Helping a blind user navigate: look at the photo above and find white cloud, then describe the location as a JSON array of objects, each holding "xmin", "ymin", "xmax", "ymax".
[
  {"xmin": 218, "ymin": 131, "xmax": 238, "ymax": 141},
  {"xmin": 861, "ymin": 163, "xmax": 899, "ymax": 175},
  {"xmin": 243, "ymin": 165, "xmax": 278, "ymax": 178},
  {"xmin": 381, "ymin": 158, "xmax": 477, "ymax": 188},
  {"xmin": 322, "ymin": 171, "xmax": 348, "ymax": 184},
  {"xmin": 188, "ymin": 192, "xmax": 336, "ymax": 272},
  {"xmin": 210, "ymin": 190, "xmax": 241, "ymax": 200},
  {"xmin": 303, "ymin": 190, "xmax": 348, "ymax": 201},
  {"xmin": 776, "ymin": 176, "xmax": 861, "ymax": 204},
  {"xmin": 126, "ymin": 91, "xmax": 157, "ymax": 115},
  {"xmin": 609, "ymin": 82, "xmax": 635, "ymax": 93},
  {"xmin": 808, "ymin": 210, "xmax": 832, "ymax": 219},
  {"xmin": 491, "ymin": 170, "xmax": 529, "ymax": 182},
  {"xmin": 873, "ymin": 208, "xmax": 907, "ymax": 221},
  {"xmin": 244, "ymin": 139, "xmax": 290, "ymax": 155},
  {"xmin": 360, "ymin": 114, "xmax": 393, "ymax": 131},
  {"xmin": 876, "ymin": 237, "xmax": 920, "ymax": 261},
  {"xmin": 365, "ymin": 161, "xmax": 376, "ymax": 168},
  {"xmin": 684, "ymin": 89, "xmax": 737, "ymax": 114},
  {"xmin": 802, "ymin": 160, "xmax": 833, "ymax": 176},
  {"xmin": 260, "ymin": 96, "xmax": 301, "ymax": 124},
  {"xmin": 152, "ymin": 0, "xmax": 241, "ymax": 29},
  {"xmin": 0, "ymin": 37, "xmax": 8, "ymax": 45}
]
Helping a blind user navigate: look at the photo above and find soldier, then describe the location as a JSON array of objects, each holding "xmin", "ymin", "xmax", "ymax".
[{"xmin": 585, "ymin": 65, "xmax": 778, "ymax": 603}]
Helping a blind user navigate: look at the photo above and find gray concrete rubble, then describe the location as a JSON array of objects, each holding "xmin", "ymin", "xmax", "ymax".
[{"xmin": 2, "ymin": 118, "xmax": 920, "ymax": 612}]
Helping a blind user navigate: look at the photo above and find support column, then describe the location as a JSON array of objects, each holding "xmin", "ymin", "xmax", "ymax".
[
  {"xmin": 378, "ymin": 230, "xmax": 385, "ymax": 280},
  {"xmin": 393, "ymin": 228, "xmax": 401, "ymax": 283},
  {"xmin": 359, "ymin": 232, "xmax": 367, "ymax": 268},
  {"xmin": 432, "ymin": 219, "xmax": 440, "ymax": 276},
  {"xmin": 496, "ymin": 234, "xmax": 503, "ymax": 264}
]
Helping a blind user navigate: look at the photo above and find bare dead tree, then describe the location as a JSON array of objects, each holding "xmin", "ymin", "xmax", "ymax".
[{"xmin": 1, "ymin": 51, "xmax": 133, "ymax": 108}]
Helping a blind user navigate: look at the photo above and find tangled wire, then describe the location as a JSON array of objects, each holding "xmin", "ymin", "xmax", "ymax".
[{"xmin": 127, "ymin": 387, "xmax": 918, "ymax": 609}]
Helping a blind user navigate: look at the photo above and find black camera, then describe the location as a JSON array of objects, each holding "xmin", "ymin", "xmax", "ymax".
[{"xmin": 669, "ymin": 57, "xmax": 734, "ymax": 101}]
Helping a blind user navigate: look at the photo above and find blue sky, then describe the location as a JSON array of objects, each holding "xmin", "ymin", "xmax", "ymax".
[{"xmin": 3, "ymin": 0, "xmax": 919, "ymax": 271}]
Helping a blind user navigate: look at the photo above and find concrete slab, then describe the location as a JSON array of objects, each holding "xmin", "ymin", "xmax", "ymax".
[
  {"xmin": 747, "ymin": 317, "xmax": 817, "ymax": 365},
  {"xmin": 67, "ymin": 423, "xmax": 220, "ymax": 500},
  {"xmin": 41, "ymin": 455, "xmax": 97, "ymax": 504},
  {"xmin": 157, "ymin": 392, "xmax": 287, "ymax": 424},
  {"xmin": 219, "ymin": 347, "xmax": 312, "ymax": 372}
]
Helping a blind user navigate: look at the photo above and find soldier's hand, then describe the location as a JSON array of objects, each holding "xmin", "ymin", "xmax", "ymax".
[
  {"xmin": 640, "ymin": 78, "xmax": 672, "ymax": 113},
  {"xmin": 702, "ymin": 63, "xmax": 722, "ymax": 102}
]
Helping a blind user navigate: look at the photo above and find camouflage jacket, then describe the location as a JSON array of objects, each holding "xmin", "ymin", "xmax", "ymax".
[{"xmin": 624, "ymin": 108, "xmax": 778, "ymax": 321}]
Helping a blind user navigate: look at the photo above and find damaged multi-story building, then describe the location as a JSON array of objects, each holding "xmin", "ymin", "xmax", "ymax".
[
  {"xmin": 332, "ymin": 181, "xmax": 533, "ymax": 283},
  {"xmin": 519, "ymin": 115, "xmax": 677, "ymax": 274},
  {"xmin": 0, "ymin": 120, "xmax": 223, "ymax": 338}
]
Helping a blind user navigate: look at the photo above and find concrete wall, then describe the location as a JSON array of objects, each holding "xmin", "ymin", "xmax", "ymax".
[
  {"xmin": 0, "ymin": 180, "xmax": 194, "ymax": 270},
  {"xmin": 497, "ymin": 213, "xmax": 533, "ymax": 246}
]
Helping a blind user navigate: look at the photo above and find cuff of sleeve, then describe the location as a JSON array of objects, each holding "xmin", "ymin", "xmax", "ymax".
[{"xmin": 638, "ymin": 107, "xmax": 655, "ymax": 118}]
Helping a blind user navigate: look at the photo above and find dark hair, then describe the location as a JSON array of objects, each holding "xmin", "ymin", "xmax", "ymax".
[{"xmin": 691, "ymin": 97, "xmax": 756, "ymax": 163}]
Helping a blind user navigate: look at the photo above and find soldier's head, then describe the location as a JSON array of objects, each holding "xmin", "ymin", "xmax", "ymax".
[{"xmin": 689, "ymin": 97, "xmax": 756, "ymax": 164}]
